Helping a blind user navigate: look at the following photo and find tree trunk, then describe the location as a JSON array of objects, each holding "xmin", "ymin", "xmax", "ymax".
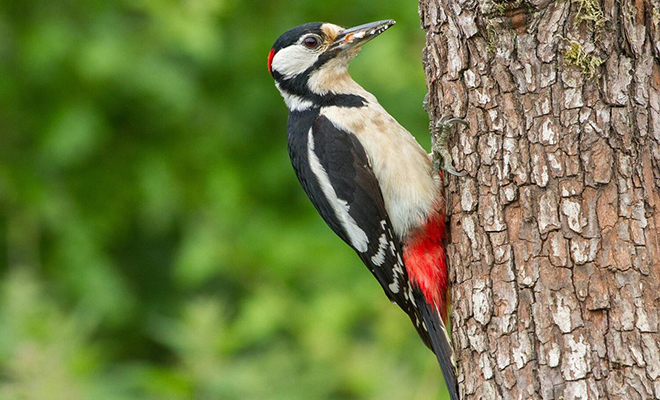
[{"xmin": 419, "ymin": 0, "xmax": 660, "ymax": 398}]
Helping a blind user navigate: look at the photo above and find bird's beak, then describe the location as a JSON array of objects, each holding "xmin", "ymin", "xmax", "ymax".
[{"xmin": 332, "ymin": 19, "xmax": 396, "ymax": 51}]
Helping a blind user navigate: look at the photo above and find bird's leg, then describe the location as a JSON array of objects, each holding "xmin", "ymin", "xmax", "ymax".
[{"xmin": 431, "ymin": 115, "xmax": 469, "ymax": 177}]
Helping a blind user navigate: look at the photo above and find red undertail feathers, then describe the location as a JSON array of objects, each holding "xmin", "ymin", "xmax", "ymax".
[{"xmin": 402, "ymin": 211, "xmax": 449, "ymax": 321}]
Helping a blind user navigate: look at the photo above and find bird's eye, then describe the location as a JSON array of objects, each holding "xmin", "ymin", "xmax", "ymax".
[{"xmin": 303, "ymin": 36, "xmax": 320, "ymax": 49}]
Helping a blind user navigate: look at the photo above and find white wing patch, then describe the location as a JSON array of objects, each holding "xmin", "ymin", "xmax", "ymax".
[{"xmin": 307, "ymin": 129, "xmax": 369, "ymax": 252}]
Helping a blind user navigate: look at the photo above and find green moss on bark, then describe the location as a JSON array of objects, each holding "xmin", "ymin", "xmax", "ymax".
[{"xmin": 563, "ymin": 39, "xmax": 603, "ymax": 79}]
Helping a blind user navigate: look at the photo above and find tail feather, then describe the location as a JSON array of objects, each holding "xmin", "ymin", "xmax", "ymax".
[{"xmin": 418, "ymin": 298, "xmax": 459, "ymax": 400}]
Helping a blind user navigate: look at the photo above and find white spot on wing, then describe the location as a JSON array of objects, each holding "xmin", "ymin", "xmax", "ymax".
[
  {"xmin": 370, "ymin": 220, "xmax": 404, "ymax": 295},
  {"xmin": 307, "ymin": 129, "xmax": 369, "ymax": 252},
  {"xmin": 370, "ymin": 232, "xmax": 388, "ymax": 266},
  {"xmin": 408, "ymin": 284, "xmax": 416, "ymax": 306},
  {"xmin": 389, "ymin": 255, "xmax": 403, "ymax": 294}
]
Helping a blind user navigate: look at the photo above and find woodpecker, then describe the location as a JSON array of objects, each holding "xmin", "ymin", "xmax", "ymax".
[{"xmin": 269, "ymin": 20, "xmax": 463, "ymax": 400}]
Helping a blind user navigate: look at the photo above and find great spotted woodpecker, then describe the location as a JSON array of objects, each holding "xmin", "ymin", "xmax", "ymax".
[{"xmin": 269, "ymin": 20, "xmax": 463, "ymax": 400}]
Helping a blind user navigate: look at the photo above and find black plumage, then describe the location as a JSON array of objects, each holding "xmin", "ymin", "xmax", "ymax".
[
  {"xmin": 288, "ymin": 112, "xmax": 439, "ymax": 350},
  {"xmin": 288, "ymin": 112, "xmax": 406, "ymax": 301}
]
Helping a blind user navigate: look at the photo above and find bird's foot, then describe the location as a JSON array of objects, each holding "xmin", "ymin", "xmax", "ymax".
[{"xmin": 432, "ymin": 115, "xmax": 468, "ymax": 177}]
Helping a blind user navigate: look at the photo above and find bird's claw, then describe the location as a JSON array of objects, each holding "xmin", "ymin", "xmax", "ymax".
[
  {"xmin": 432, "ymin": 115, "xmax": 468, "ymax": 177},
  {"xmin": 444, "ymin": 165, "xmax": 467, "ymax": 177},
  {"xmin": 435, "ymin": 115, "xmax": 469, "ymax": 130}
]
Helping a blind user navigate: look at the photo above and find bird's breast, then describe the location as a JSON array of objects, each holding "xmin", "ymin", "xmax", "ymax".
[{"xmin": 320, "ymin": 103, "xmax": 440, "ymax": 239}]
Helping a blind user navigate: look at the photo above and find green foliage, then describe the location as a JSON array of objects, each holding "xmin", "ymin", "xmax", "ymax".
[{"xmin": 0, "ymin": 0, "xmax": 450, "ymax": 399}]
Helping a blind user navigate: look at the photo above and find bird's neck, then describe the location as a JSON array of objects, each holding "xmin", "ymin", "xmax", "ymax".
[
  {"xmin": 276, "ymin": 71, "xmax": 370, "ymax": 112},
  {"xmin": 276, "ymin": 84, "xmax": 316, "ymax": 112},
  {"xmin": 306, "ymin": 65, "xmax": 357, "ymax": 96}
]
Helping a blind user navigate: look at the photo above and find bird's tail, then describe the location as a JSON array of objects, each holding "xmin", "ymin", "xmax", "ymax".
[{"xmin": 418, "ymin": 299, "xmax": 459, "ymax": 400}]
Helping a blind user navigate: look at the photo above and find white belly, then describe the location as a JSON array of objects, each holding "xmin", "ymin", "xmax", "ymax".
[{"xmin": 321, "ymin": 102, "xmax": 440, "ymax": 238}]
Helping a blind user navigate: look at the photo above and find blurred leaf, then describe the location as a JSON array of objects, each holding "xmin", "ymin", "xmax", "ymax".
[{"xmin": 42, "ymin": 102, "xmax": 108, "ymax": 167}]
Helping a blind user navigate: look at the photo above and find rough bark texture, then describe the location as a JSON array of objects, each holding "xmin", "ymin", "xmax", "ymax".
[{"xmin": 419, "ymin": 0, "xmax": 660, "ymax": 399}]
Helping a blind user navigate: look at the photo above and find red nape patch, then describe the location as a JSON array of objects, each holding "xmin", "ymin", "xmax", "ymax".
[
  {"xmin": 403, "ymin": 211, "xmax": 449, "ymax": 321},
  {"xmin": 267, "ymin": 48, "xmax": 276, "ymax": 76}
]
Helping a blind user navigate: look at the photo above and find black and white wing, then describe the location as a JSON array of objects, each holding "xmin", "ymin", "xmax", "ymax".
[{"xmin": 287, "ymin": 113, "xmax": 410, "ymax": 308}]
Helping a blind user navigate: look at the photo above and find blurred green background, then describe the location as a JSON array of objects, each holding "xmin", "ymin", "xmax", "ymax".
[{"xmin": 0, "ymin": 0, "xmax": 449, "ymax": 399}]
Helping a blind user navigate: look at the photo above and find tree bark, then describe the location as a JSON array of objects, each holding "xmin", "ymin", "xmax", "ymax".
[{"xmin": 419, "ymin": 0, "xmax": 660, "ymax": 399}]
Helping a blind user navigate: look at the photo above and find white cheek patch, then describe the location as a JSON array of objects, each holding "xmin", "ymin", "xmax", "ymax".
[{"xmin": 271, "ymin": 45, "xmax": 319, "ymax": 79}]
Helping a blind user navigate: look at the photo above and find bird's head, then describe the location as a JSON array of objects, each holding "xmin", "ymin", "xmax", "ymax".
[{"xmin": 268, "ymin": 20, "xmax": 395, "ymax": 108}]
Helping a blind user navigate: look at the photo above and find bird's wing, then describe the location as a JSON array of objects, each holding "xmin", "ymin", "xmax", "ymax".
[{"xmin": 288, "ymin": 114, "xmax": 411, "ymax": 308}]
